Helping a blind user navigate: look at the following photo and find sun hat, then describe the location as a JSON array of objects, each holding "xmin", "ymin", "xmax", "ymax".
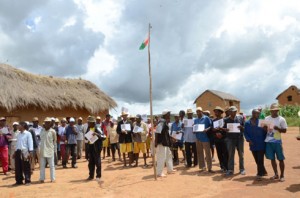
[
  {"xmin": 162, "ymin": 109, "xmax": 171, "ymax": 116},
  {"xmin": 196, "ymin": 107, "xmax": 203, "ymax": 112},
  {"xmin": 270, "ymin": 103, "xmax": 280, "ymax": 111},
  {"xmin": 44, "ymin": 117, "xmax": 52, "ymax": 122},
  {"xmin": 214, "ymin": 106, "xmax": 224, "ymax": 113},
  {"xmin": 87, "ymin": 116, "xmax": 96, "ymax": 123},
  {"xmin": 186, "ymin": 109, "xmax": 194, "ymax": 114},
  {"xmin": 229, "ymin": 106, "xmax": 238, "ymax": 112},
  {"xmin": 69, "ymin": 117, "xmax": 75, "ymax": 122}
]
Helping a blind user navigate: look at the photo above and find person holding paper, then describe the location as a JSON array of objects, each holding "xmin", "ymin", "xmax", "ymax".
[
  {"xmin": 223, "ymin": 106, "xmax": 245, "ymax": 176},
  {"xmin": 14, "ymin": 122, "xmax": 33, "ymax": 186},
  {"xmin": 85, "ymin": 116, "xmax": 104, "ymax": 182},
  {"xmin": 194, "ymin": 107, "xmax": 214, "ymax": 173},
  {"xmin": 183, "ymin": 109, "xmax": 197, "ymax": 168},
  {"xmin": 9, "ymin": 122, "xmax": 20, "ymax": 172},
  {"xmin": 203, "ymin": 110, "xmax": 216, "ymax": 163},
  {"xmin": 63, "ymin": 117, "xmax": 78, "ymax": 169},
  {"xmin": 116, "ymin": 112, "xmax": 134, "ymax": 167},
  {"xmin": 155, "ymin": 110, "xmax": 176, "ymax": 177},
  {"xmin": 212, "ymin": 106, "xmax": 228, "ymax": 172},
  {"xmin": 132, "ymin": 115, "xmax": 148, "ymax": 168},
  {"xmin": 39, "ymin": 117, "xmax": 57, "ymax": 183},
  {"xmin": 265, "ymin": 103, "xmax": 287, "ymax": 182},
  {"xmin": 244, "ymin": 109, "xmax": 268, "ymax": 181},
  {"xmin": 0, "ymin": 117, "xmax": 12, "ymax": 176},
  {"xmin": 101, "ymin": 114, "xmax": 112, "ymax": 159},
  {"xmin": 170, "ymin": 114, "xmax": 184, "ymax": 166},
  {"xmin": 108, "ymin": 121, "xmax": 121, "ymax": 162}
]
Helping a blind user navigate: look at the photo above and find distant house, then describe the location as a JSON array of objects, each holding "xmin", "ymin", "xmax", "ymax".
[
  {"xmin": 276, "ymin": 85, "xmax": 300, "ymax": 106},
  {"xmin": 0, "ymin": 64, "xmax": 117, "ymax": 125},
  {"xmin": 194, "ymin": 90, "xmax": 240, "ymax": 114}
]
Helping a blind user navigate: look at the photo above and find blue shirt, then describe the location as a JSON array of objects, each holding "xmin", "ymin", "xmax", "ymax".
[
  {"xmin": 171, "ymin": 121, "xmax": 183, "ymax": 143},
  {"xmin": 65, "ymin": 125, "xmax": 78, "ymax": 145},
  {"xmin": 183, "ymin": 119, "xmax": 197, "ymax": 143},
  {"xmin": 244, "ymin": 119, "xmax": 266, "ymax": 151},
  {"xmin": 194, "ymin": 115, "xmax": 212, "ymax": 142}
]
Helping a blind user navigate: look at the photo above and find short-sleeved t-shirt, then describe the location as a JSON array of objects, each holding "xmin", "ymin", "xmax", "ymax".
[{"xmin": 264, "ymin": 116, "xmax": 287, "ymax": 144}]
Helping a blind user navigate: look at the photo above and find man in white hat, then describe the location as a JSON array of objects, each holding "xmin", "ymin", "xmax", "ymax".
[
  {"xmin": 194, "ymin": 107, "xmax": 214, "ymax": 173},
  {"xmin": 9, "ymin": 122, "xmax": 20, "ymax": 172},
  {"xmin": 76, "ymin": 117, "xmax": 84, "ymax": 159},
  {"xmin": 132, "ymin": 114, "xmax": 148, "ymax": 168},
  {"xmin": 265, "ymin": 103, "xmax": 287, "ymax": 182},
  {"xmin": 155, "ymin": 110, "xmax": 176, "ymax": 177},
  {"xmin": 29, "ymin": 117, "xmax": 43, "ymax": 169},
  {"xmin": 14, "ymin": 121, "xmax": 33, "ymax": 186},
  {"xmin": 116, "ymin": 112, "xmax": 134, "ymax": 167},
  {"xmin": 39, "ymin": 118, "xmax": 57, "ymax": 183},
  {"xmin": 63, "ymin": 117, "xmax": 78, "ymax": 168},
  {"xmin": 222, "ymin": 106, "xmax": 245, "ymax": 176},
  {"xmin": 183, "ymin": 109, "xmax": 197, "ymax": 168},
  {"xmin": 57, "ymin": 118, "xmax": 67, "ymax": 163}
]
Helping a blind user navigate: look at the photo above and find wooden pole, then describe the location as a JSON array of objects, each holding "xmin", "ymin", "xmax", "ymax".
[{"xmin": 148, "ymin": 23, "xmax": 157, "ymax": 180}]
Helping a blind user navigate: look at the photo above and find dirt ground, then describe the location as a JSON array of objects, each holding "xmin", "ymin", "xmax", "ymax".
[{"xmin": 1, "ymin": 127, "xmax": 300, "ymax": 198}]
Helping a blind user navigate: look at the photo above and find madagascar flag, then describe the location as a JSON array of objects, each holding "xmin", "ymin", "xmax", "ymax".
[{"xmin": 139, "ymin": 36, "xmax": 149, "ymax": 50}]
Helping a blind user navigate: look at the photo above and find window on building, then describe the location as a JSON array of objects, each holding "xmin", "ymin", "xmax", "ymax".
[
  {"xmin": 287, "ymin": 95, "xmax": 292, "ymax": 102},
  {"xmin": 208, "ymin": 102, "xmax": 212, "ymax": 107},
  {"xmin": 229, "ymin": 101, "xmax": 233, "ymax": 106}
]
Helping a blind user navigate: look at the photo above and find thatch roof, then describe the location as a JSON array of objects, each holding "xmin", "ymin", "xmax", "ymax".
[
  {"xmin": 194, "ymin": 89, "xmax": 240, "ymax": 104},
  {"xmin": 0, "ymin": 64, "xmax": 117, "ymax": 113}
]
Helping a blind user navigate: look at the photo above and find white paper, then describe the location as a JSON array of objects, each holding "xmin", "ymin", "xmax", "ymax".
[
  {"xmin": 121, "ymin": 124, "xmax": 131, "ymax": 131},
  {"xmin": 183, "ymin": 119, "xmax": 194, "ymax": 127},
  {"xmin": 85, "ymin": 131, "xmax": 99, "ymax": 144},
  {"xmin": 193, "ymin": 124, "xmax": 205, "ymax": 132},
  {"xmin": 0, "ymin": 127, "xmax": 9, "ymax": 134},
  {"xmin": 155, "ymin": 123, "xmax": 163, "ymax": 134},
  {"xmin": 168, "ymin": 123, "xmax": 172, "ymax": 135},
  {"xmin": 133, "ymin": 125, "xmax": 143, "ymax": 133},
  {"xmin": 172, "ymin": 132, "xmax": 183, "ymax": 140},
  {"xmin": 258, "ymin": 119, "xmax": 274, "ymax": 130},
  {"xmin": 213, "ymin": 119, "xmax": 224, "ymax": 128},
  {"xmin": 227, "ymin": 123, "xmax": 241, "ymax": 133}
]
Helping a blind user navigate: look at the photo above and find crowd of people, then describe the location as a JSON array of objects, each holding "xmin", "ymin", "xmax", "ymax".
[{"xmin": 0, "ymin": 102, "xmax": 289, "ymax": 186}]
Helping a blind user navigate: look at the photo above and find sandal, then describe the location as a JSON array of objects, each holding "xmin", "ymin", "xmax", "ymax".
[{"xmin": 270, "ymin": 175, "xmax": 279, "ymax": 180}]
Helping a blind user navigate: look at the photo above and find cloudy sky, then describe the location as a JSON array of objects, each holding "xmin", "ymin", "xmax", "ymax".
[{"xmin": 1, "ymin": 0, "xmax": 300, "ymax": 117}]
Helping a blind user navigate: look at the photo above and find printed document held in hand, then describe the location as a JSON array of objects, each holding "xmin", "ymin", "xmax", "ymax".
[
  {"xmin": 193, "ymin": 124, "xmax": 205, "ymax": 132},
  {"xmin": 155, "ymin": 123, "xmax": 163, "ymax": 134},
  {"xmin": 133, "ymin": 126, "xmax": 143, "ymax": 133},
  {"xmin": 227, "ymin": 123, "xmax": 240, "ymax": 133},
  {"xmin": 172, "ymin": 132, "xmax": 183, "ymax": 140},
  {"xmin": 183, "ymin": 119, "xmax": 194, "ymax": 127},
  {"xmin": 85, "ymin": 131, "xmax": 99, "ymax": 144},
  {"xmin": 213, "ymin": 119, "xmax": 224, "ymax": 128},
  {"xmin": 121, "ymin": 124, "xmax": 131, "ymax": 131},
  {"xmin": 258, "ymin": 119, "xmax": 274, "ymax": 130}
]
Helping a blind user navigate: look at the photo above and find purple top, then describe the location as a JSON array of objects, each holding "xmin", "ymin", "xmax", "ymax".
[{"xmin": 0, "ymin": 127, "xmax": 11, "ymax": 147}]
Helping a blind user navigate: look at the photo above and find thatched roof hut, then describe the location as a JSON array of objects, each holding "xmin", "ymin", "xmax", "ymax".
[{"xmin": 0, "ymin": 64, "xmax": 117, "ymax": 124}]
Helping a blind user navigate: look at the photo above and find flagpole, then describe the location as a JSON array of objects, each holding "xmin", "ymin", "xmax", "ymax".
[{"xmin": 148, "ymin": 23, "xmax": 157, "ymax": 180}]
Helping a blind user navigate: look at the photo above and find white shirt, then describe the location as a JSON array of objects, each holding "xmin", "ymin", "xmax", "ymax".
[
  {"xmin": 265, "ymin": 116, "xmax": 287, "ymax": 143},
  {"xmin": 16, "ymin": 130, "xmax": 33, "ymax": 151},
  {"xmin": 76, "ymin": 124, "xmax": 84, "ymax": 141},
  {"xmin": 58, "ymin": 126, "xmax": 66, "ymax": 144}
]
